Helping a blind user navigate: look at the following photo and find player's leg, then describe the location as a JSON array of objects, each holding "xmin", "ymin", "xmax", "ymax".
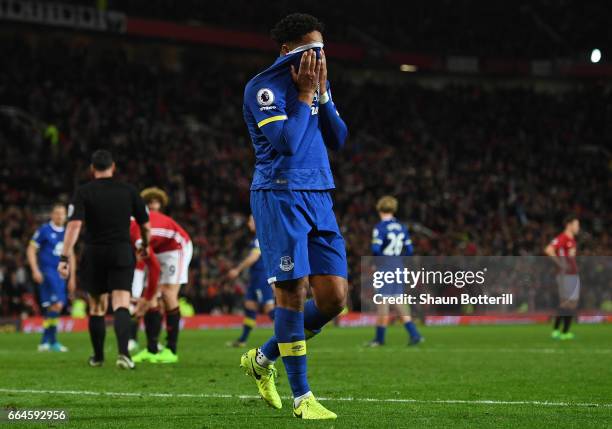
[
  {"xmin": 232, "ymin": 281, "xmax": 276, "ymax": 347},
  {"xmin": 84, "ymin": 248, "xmax": 109, "ymax": 366},
  {"xmin": 300, "ymin": 198, "xmax": 348, "ymax": 345},
  {"xmin": 46, "ymin": 301, "xmax": 66, "ymax": 351},
  {"xmin": 87, "ymin": 293, "xmax": 108, "ymax": 366},
  {"xmin": 396, "ymin": 304, "xmax": 423, "ymax": 345},
  {"xmin": 145, "ymin": 299, "xmax": 163, "ymax": 353},
  {"xmin": 133, "ymin": 297, "xmax": 162, "ymax": 362},
  {"xmin": 129, "ymin": 266, "xmax": 146, "ymax": 352},
  {"xmin": 47, "ymin": 271, "xmax": 69, "ymax": 351},
  {"xmin": 559, "ymin": 275, "xmax": 580, "ymax": 340},
  {"xmin": 37, "ymin": 277, "xmax": 53, "ymax": 351},
  {"xmin": 263, "ymin": 300, "xmax": 275, "ymax": 321},
  {"xmin": 109, "ymin": 263, "xmax": 136, "ymax": 368},
  {"xmin": 155, "ymin": 283, "xmax": 180, "ymax": 363},
  {"xmin": 552, "ymin": 274, "xmax": 564, "ymax": 339},
  {"xmin": 552, "ymin": 314, "xmax": 562, "ymax": 339},
  {"xmin": 248, "ymin": 276, "xmax": 340, "ymax": 417},
  {"xmin": 560, "ymin": 300, "xmax": 578, "ymax": 340},
  {"xmin": 130, "ymin": 264, "xmax": 162, "ymax": 363},
  {"xmin": 155, "ymin": 243, "xmax": 191, "ymax": 362},
  {"xmin": 232, "ymin": 298, "xmax": 258, "ymax": 346},
  {"xmin": 368, "ymin": 302, "xmax": 389, "ymax": 346},
  {"xmin": 240, "ymin": 189, "xmax": 310, "ymax": 411},
  {"xmin": 287, "ymin": 192, "xmax": 344, "ymax": 418},
  {"xmin": 307, "ymin": 275, "xmax": 347, "ymax": 339},
  {"xmin": 273, "ymin": 277, "xmax": 311, "ymax": 403}
]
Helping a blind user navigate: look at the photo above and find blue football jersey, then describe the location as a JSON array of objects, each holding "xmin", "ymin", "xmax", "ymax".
[
  {"xmin": 243, "ymin": 42, "xmax": 347, "ymax": 191},
  {"xmin": 371, "ymin": 218, "xmax": 414, "ymax": 256},
  {"xmin": 31, "ymin": 222, "xmax": 65, "ymax": 270}
]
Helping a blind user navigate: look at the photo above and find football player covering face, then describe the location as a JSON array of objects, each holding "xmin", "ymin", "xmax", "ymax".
[{"xmin": 241, "ymin": 13, "xmax": 349, "ymax": 419}]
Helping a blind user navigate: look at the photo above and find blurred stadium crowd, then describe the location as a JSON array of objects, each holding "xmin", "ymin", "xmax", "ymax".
[{"xmin": 1, "ymin": 33, "xmax": 610, "ymax": 317}]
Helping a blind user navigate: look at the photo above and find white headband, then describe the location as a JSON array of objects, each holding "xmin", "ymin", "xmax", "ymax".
[{"xmin": 286, "ymin": 42, "xmax": 324, "ymax": 55}]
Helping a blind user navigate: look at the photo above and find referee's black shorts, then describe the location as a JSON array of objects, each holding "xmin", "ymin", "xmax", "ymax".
[{"xmin": 81, "ymin": 244, "xmax": 135, "ymax": 295}]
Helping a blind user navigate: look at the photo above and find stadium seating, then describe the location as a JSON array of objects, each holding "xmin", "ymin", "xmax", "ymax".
[{"xmin": 0, "ymin": 34, "xmax": 610, "ymax": 317}]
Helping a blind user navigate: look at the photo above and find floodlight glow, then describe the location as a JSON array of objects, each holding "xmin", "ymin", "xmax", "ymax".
[
  {"xmin": 400, "ymin": 64, "xmax": 418, "ymax": 72},
  {"xmin": 590, "ymin": 49, "xmax": 601, "ymax": 63}
]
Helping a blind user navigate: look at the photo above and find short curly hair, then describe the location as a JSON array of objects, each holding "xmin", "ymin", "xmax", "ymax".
[
  {"xmin": 270, "ymin": 13, "xmax": 324, "ymax": 45},
  {"xmin": 140, "ymin": 187, "xmax": 169, "ymax": 208}
]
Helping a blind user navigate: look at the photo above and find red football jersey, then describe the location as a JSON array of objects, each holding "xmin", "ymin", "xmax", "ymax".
[
  {"xmin": 130, "ymin": 210, "xmax": 191, "ymax": 254},
  {"xmin": 549, "ymin": 232, "xmax": 578, "ymax": 274}
]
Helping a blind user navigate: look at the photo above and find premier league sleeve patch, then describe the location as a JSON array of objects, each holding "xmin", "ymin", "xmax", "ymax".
[{"xmin": 256, "ymin": 88, "xmax": 275, "ymax": 107}]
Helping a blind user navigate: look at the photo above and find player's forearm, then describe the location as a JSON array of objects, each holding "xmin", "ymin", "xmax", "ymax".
[
  {"xmin": 237, "ymin": 251, "xmax": 260, "ymax": 272},
  {"xmin": 26, "ymin": 245, "xmax": 40, "ymax": 273},
  {"xmin": 69, "ymin": 251, "xmax": 77, "ymax": 278},
  {"xmin": 544, "ymin": 246, "xmax": 563, "ymax": 267},
  {"xmin": 264, "ymin": 103, "xmax": 311, "ymax": 156},
  {"xmin": 319, "ymin": 99, "xmax": 347, "ymax": 151},
  {"xmin": 139, "ymin": 222, "xmax": 151, "ymax": 248},
  {"xmin": 61, "ymin": 221, "xmax": 82, "ymax": 257}
]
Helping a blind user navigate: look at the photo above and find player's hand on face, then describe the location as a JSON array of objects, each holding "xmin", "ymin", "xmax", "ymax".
[
  {"xmin": 319, "ymin": 49, "xmax": 327, "ymax": 93},
  {"xmin": 291, "ymin": 50, "xmax": 321, "ymax": 103},
  {"xmin": 57, "ymin": 262, "xmax": 69, "ymax": 279},
  {"xmin": 32, "ymin": 269, "xmax": 44, "ymax": 284},
  {"xmin": 227, "ymin": 268, "xmax": 240, "ymax": 281}
]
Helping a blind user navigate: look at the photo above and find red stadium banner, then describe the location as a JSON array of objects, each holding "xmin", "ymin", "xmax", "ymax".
[{"xmin": 15, "ymin": 312, "xmax": 612, "ymax": 333}]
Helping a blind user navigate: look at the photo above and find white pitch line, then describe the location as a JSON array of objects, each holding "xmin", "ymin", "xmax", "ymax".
[
  {"xmin": 312, "ymin": 347, "xmax": 612, "ymax": 355},
  {"xmin": 0, "ymin": 388, "xmax": 610, "ymax": 409}
]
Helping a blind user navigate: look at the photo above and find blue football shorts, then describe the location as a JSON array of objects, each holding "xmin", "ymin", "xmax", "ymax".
[
  {"xmin": 250, "ymin": 190, "xmax": 348, "ymax": 284},
  {"xmin": 39, "ymin": 268, "xmax": 67, "ymax": 308}
]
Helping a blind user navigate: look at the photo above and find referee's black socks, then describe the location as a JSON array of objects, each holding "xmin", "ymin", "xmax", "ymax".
[
  {"xmin": 88, "ymin": 315, "xmax": 106, "ymax": 361},
  {"xmin": 114, "ymin": 307, "xmax": 131, "ymax": 357},
  {"xmin": 166, "ymin": 307, "xmax": 181, "ymax": 354}
]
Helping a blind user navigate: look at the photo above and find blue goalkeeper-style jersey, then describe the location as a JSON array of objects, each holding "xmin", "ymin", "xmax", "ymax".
[
  {"xmin": 371, "ymin": 218, "xmax": 414, "ymax": 256},
  {"xmin": 31, "ymin": 222, "xmax": 65, "ymax": 271},
  {"xmin": 243, "ymin": 42, "xmax": 348, "ymax": 191}
]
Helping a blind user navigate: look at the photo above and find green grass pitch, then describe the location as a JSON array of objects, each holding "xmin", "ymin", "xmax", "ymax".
[{"xmin": 1, "ymin": 324, "xmax": 611, "ymax": 428}]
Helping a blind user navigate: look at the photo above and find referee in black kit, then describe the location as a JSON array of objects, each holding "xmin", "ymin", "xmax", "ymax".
[{"xmin": 58, "ymin": 150, "xmax": 150, "ymax": 369}]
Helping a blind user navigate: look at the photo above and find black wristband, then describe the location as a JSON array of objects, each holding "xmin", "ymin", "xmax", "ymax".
[{"xmin": 60, "ymin": 255, "xmax": 69, "ymax": 263}]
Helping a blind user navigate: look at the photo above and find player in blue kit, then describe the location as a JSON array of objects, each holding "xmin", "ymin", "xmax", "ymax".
[
  {"xmin": 239, "ymin": 14, "xmax": 348, "ymax": 420},
  {"xmin": 227, "ymin": 215, "xmax": 275, "ymax": 347},
  {"xmin": 26, "ymin": 203, "xmax": 75, "ymax": 352},
  {"xmin": 367, "ymin": 196, "xmax": 423, "ymax": 347}
]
